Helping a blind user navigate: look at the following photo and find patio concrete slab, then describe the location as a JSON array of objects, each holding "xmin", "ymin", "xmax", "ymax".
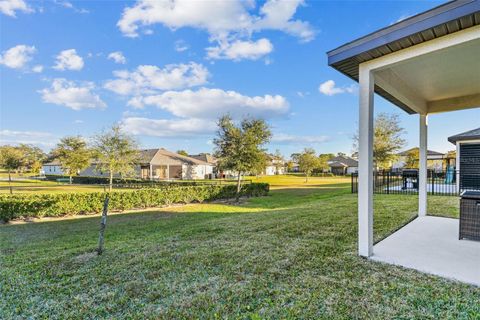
[{"xmin": 372, "ymin": 216, "xmax": 480, "ymax": 286}]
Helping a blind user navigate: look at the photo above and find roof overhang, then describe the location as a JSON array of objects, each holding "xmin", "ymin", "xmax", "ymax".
[
  {"xmin": 327, "ymin": 0, "xmax": 480, "ymax": 114},
  {"xmin": 448, "ymin": 127, "xmax": 480, "ymax": 143}
]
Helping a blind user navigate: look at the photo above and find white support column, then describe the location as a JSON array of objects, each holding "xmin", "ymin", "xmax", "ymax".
[
  {"xmin": 419, "ymin": 114, "xmax": 428, "ymax": 217},
  {"xmin": 358, "ymin": 65, "xmax": 374, "ymax": 257},
  {"xmin": 149, "ymin": 164, "xmax": 153, "ymax": 181}
]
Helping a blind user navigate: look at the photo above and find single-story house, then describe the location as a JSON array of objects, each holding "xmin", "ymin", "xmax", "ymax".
[
  {"xmin": 133, "ymin": 148, "xmax": 214, "ymax": 180},
  {"xmin": 189, "ymin": 153, "xmax": 218, "ymax": 178},
  {"xmin": 448, "ymin": 127, "xmax": 480, "ymax": 191},
  {"xmin": 328, "ymin": 155, "xmax": 358, "ymax": 175},
  {"xmin": 264, "ymin": 156, "xmax": 286, "ymax": 175},
  {"xmin": 189, "ymin": 153, "xmax": 217, "ymax": 166},
  {"xmin": 43, "ymin": 148, "xmax": 214, "ymax": 180},
  {"xmin": 289, "ymin": 162, "xmax": 300, "ymax": 172},
  {"xmin": 41, "ymin": 160, "xmax": 63, "ymax": 175},
  {"xmin": 392, "ymin": 148, "xmax": 447, "ymax": 171}
]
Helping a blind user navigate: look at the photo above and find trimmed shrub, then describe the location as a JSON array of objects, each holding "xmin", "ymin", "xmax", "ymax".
[
  {"xmin": 44, "ymin": 175, "xmax": 244, "ymax": 186},
  {"xmin": 0, "ymin": 183, "xmax": 269, "ymax": 222}
]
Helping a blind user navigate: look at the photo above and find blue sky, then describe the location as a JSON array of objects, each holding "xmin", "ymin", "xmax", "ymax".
[{"xmin": 1, "ymin": 0, "xmax": 479, "ymax": 157}]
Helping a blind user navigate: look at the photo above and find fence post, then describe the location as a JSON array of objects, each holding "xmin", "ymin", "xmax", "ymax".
[
  {"xmin": 351, "ymin": 174, "xmax": 354, "ymax": 193},
  {"xmin": 431, "ymin": 171, "xmax": 435, "ymax": 195},
  {"xmin": 386, "ymin": 171, "xmax": 390, "ymax": 195},
  {"xmin": 97, "ymin": 195, "xmax": 110, "ymax": 255}
]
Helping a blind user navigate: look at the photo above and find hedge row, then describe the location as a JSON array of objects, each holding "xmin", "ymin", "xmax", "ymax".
[
  {"xmin": 0, "ymin": 183, "xmax": 269, "ymax": 222},
  {"xmin": 44, "ymin": 175, "xmax": 242, "ymax": 186},
  {"xmin": 45, "ymin": 175, "xmax": 153, "ymax": 185}
]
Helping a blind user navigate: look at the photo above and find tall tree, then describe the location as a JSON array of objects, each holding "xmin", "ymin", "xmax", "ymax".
[
  {"xmin": 18, "ymin": 144, "xmax": 46, "ymax": 174},
  {"xmin": 250, "ymin": 152, "xmax": 268, "ymax": 178},
  {"xmin": 290, "ymin": 153, "xmax": 301, "ymax": 163},
  {"xmin": 52, "ymin": 136, "xmax": 91, "ymax": 184},
  {"xmin": 214, "ymin": 115, "xmax": 271, "ymax": 194},
  {"xmin": 93, "ymin": 125, "xmax": 139, "ymax": 192},
  {"xmin": 353, "ymin": 113, "xmax": 406, "ymax": 169},
  {"xmin": 0, "ymin": 146, "xmax": 23, "ymax": 194},
  {"xmin": 318, "ymin": 153, "xmax": 335, "ymax": 173},
  {"xmin": 176, "ymin": 150, "xmax": 188, "ymax": 156},
  {"xmin": 298, "ymin": 148, "xmax": 319, "ymax": 182},
  {"xmin": 272, "ymin": 149, "xmax": 285, "ymax": 175},
  {"xmin": 285, "ymin": 160, "xmax": 295, "ymax": 172},
  {"xmin": 404, "ymin": 148, "xmax": 420, "ymax": 168}
]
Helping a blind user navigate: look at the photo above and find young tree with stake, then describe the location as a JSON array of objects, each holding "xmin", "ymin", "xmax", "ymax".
[
  {"xmin": 0, "ymin": 146, "xmax": 23, "ymax": 194},
  {"xmin": 298, "ymin": 148, "xmax": 319, "ymax": 182},
  {"xmin": 214, "ymin": 115, "xmax": 271, "ymax": 195}
]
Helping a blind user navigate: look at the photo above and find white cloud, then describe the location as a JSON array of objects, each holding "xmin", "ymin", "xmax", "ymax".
[
  {"xmin": 104, "ymin": 62, "xmax": 209, "ymax": 95},
  {"xmin": 134, "ymin": 87, "xmax": 289, "ymax": 119},
  {"xmin": 174, "ymin": 40, "xmax": 189, "ymax": 52},
  {"xmin": 117, "ymin": 0, "xmax": 314, "ymax": 60},
  {"xmin": 39, "ymin": 78, "xmax": 106, "ymax": 110},
  {"xmin": 296, "ymin": 91, "xmax": 309, "ymax": 98},
  {"xmin": 206, "ymin": 38, "xmax": 273, "ymax": 61},
  {"xmin": 272, "ymin": 133, "xmax": 329, "ymax": 145},
  {"xmin": 53, "ymin": 49, "xmax": 84, "ymax": 71},
  {"xmin": 318, "ymin": 80, "xmax": 357, "ymax": 96},
  {"xmin": 0, "ymin": 44, "xmax": 36, "ymax": 69},
  {"xmin": 118, "ymin": 0, "xmax": 313, "ymax": 41},
  {"xmin": 54, "ymin": 0, "xmax": 89, "ymax": 13},
  {"xmin": 0, "ymin": 0, "xmax": 33, "ymax": 17},
  {"xmin": 107, "ymin": 51, "xmax": 127, "ymax": 64},
  {"xmin": 117, "ymin": 0, "xmax": 252, "ymax": 38},
  {"xmin": 253, "ymin": 0, "xmax": 314, "ymax": 42},
  {"xmin": 121, "ymin": 117, "xmax": 215, "ymax": 137},
  {"xmin": 0, "ymin": 129, "xmax": 56, "ymax": 147},
  {"xmin": 32, "ymin": 65, "xmax": 43, "ymax": 73}
]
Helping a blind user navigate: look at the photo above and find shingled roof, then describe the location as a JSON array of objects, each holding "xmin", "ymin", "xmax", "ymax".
[
  {"xmin": 398, "ymin": 148, "xmax": 445, "ymax": 157},
  {"xmin": 138, "ymin": 149, "xmax": 160, "ymax": 164},
  {"xmin": 328, "ymin": 155, "xmax": 358, "ymax": 167},
  {"xmin": 448, "ymin": 127, "xmax": 480, "ymax": 144},
  {"xmin": 155, "ymin": 148, "xmax": 210, "ymax": 166},
  {"xmin": 189, "ymin": 153, "xmax": 217, "ymax": 164}
]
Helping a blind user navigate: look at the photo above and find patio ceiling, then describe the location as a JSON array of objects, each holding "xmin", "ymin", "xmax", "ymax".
[
  {"xmin": 327, "ymin": 0, "xmax": 480, "ymax": 114},
  {"xmin": 371, "ymin": 34, "xmax": 480, "ymax": 115}
]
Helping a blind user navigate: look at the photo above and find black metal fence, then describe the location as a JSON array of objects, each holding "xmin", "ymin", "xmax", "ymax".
[{"xmin": 351, "ymin": 170, "xmax": 480, "ymax": 196}]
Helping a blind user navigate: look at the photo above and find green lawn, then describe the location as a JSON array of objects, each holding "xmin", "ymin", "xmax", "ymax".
[{"xmin": 1, "ymin": 176, "xmax": 478, "ymax": 319}]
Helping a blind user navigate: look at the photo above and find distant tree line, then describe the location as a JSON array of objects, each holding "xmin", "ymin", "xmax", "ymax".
[{"xmin": 0, "ymin": 125, "xmax": 139, "ymax": 192}]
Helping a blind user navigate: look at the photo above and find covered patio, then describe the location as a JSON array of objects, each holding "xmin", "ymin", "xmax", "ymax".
[
  {"xmin": 373, "ymin": 216, "xmax": 480, "ymax": 286},
  {"xmin": 328, "ymin": 1, "xmax": 480, "ymax": 285}
]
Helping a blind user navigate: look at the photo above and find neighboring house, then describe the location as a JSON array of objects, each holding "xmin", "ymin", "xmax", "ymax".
[
  {"xmin": 135, "ymin": 148, "xmax": 214, "ymax": 180},
  {"xmin": 43, "ymin": 148, "xmax": 214, "ymax": 180},
  {"xmin": 448, "ymin": 127, "xmax": 480, "ymax": 191},
  {"xmin": 42, "ymin": 160, "xmax": 64, "ymax": 175},
  {"xmin": 392, "ymin": 148, "xmax": 446, "ymax": 172},
  {"xmin": 189, "ymin": 153, "xmax": 218, "ymax": 178},
  {"xmin": 328, "ymin": 155, "xmax": 358, "ymax": 175},
  {"xmin": 289, "ymin": 162, "xmax": 300, "ymax": 172},
  {"xmin": 189, "ymin": 153, "xmax": 217, "ymax": 166},
  {"xmin": 264, "ymin": 156, "xmax": 286, "ymax": 175}
]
